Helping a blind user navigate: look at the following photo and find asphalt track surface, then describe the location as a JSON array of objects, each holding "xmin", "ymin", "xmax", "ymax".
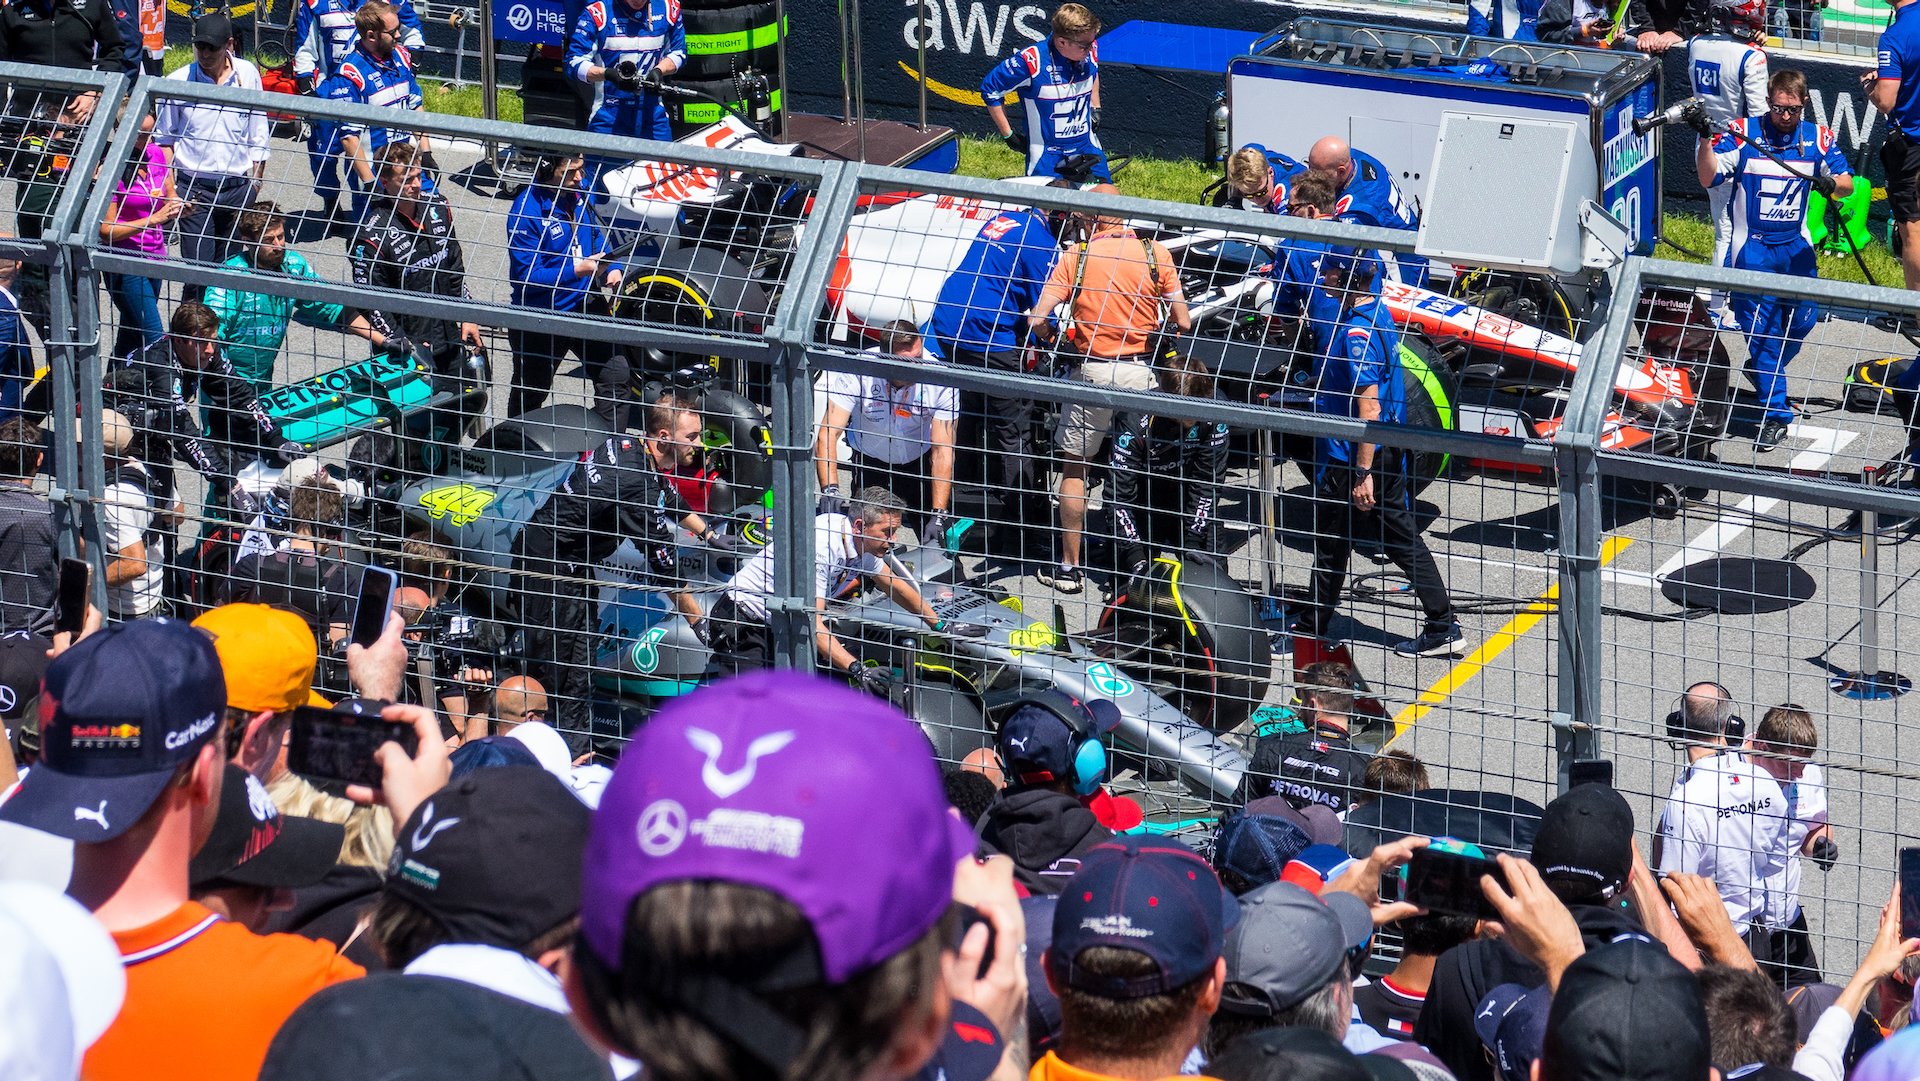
[{"xmin": 30, "ymin": 128, "xmax": 1920, "ymax": 976}]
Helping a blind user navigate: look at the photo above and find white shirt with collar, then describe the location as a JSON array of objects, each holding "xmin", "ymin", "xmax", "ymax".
[
  {"xmin": 1655, "ymin": 750, "xmax": 1791, "ymax": 927},
  {"xmin": 1760, "ymin": 761, "xmax": 1828, "ymax": 927},
  {"xmin": 154, "ymin": 56, "xmax": 271, "ymax": 179},
  {"xmin": 824, "ymin": 358, "xmax": 958, "ymax": 466}
]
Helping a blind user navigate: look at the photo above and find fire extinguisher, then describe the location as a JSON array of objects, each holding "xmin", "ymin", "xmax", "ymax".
[{"xmin": 1205, "ymin": 90, "xmax": 1231, "ymax": 167}]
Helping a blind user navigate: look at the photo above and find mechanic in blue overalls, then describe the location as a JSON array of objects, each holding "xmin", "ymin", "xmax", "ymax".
[
  {"xmin": 981, "ymin": 3, "xmax": 1107, "ymax": 182},
  {"xmin": 567, "ymin": 0, "xmax": 685, "ymax": 189},
  {"xmin": 293, "ymin": 0, "xmax": 423, "ymax": 228},
  {"xmin": 922, "ymin": 187, "xmax": 1065, "ymax": 554},
  {"xmin": 1693, "ymin": 68, "xmax": 1852, "ymax": 452},
  {"xmin": 318, "ymin": 1, "xmax": 434, "ymax": 224},
  {"xmin": 1467, "ymin": 0, "xmax": 1544, "ymax": 39},
  {"xmin": 1224, "ymin": 143, "xmax": 1310, "ymax": 215},
  {"xmin": 507, "ymin": 152, "xmax": 632, "ymax": 428},
  {"xmin": 1307, "ymin": 135, "xmax": 1428, "ymax": 287}
]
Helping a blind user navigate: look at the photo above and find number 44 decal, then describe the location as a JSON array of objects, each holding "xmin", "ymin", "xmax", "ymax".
[{"xmin": 417, "ymin": 483, "xmax": 497, "ymax": 528}]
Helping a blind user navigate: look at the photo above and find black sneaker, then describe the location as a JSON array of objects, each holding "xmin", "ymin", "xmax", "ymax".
[
  {"xmin": 1754, "ymin": 420, "xmax": 1790, "ymax": 453},
  {"xmin": 1395, "ymin": 623, "xmax": 1465, "ymax": 658},
  {"xmin": 1037, "ymin": 564, "xmax": 1084, "ymax": 595}
]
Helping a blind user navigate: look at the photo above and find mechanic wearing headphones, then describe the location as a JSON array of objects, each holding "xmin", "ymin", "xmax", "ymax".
[
  {"xmin": 1293, "ymin": 233, "xmax": 1464, "ymax": 659},
  {"xmin": 1223, "ymin": 143, "xmax": 1310, "ymax": 215},
  {"xmin": 1653, "ymin": 680, "xmax": 1794, "ymax": 963},
  {"xmin": 705, "ymin": 486, "xmax": 984, "ymax": 693},
  {"xmin": 565, "ymin": 0, "xmax": 684, "ymax": 144},
  {"xmin": 977, "ymin": 692, "xmax": 1119, "ymax": 894},
  {"xmin": 1025, "ymin": 185, "xmax": 1190, "ymax": 595},
  {"xmin": 514, "ymin": 397, "xmax": 736, "ymax": 735},
  {"xmin": 1305, "ymin": 135, "xmax": 1427, "ymax": 287},
  {"xmin": 981, "ymin": 4, "xmax": 1106, "ymax": 181},
  {"xmin": 506, "ymin": 152, "xmax": 631, "ymax": 427},
  {"xmin": 1748, "ymin": 703, "xmax": 1836, "ymax": 989},
  {"xmin": 1233, "ymin": 661, "xmax": 1369, "ymax": 810},
  {"xmin": 1694, "ymin": 67, "xmax": 1852, "ymax": 453},
  {"xmin": 814, "ymin": 321, "xmax": 959, "ymax": 550}
]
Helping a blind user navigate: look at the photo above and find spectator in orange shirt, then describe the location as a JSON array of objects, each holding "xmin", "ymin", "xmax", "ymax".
[
  {"xmin": 1026, "ymin": 187, "xmax": 1190, "ymax": 594},
  {"xmin": 0, "ymin": 618, "xmax": 446, "ymax": 1081}
]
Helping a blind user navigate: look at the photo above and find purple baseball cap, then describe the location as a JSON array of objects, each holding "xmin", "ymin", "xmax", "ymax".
[{"xmin": 581, "ymin": 670, "xmax": 977, "ymax": 982}]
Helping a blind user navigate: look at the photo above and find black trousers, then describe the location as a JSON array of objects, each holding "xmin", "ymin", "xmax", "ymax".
[
  {"xmin": 515, "ymin": 538, "xmax": 597, "ymax": 734},
  {"xmin": 949, "ymin": 346, "xmax": 1044, "ymax": 527},
  {"xmin": 704, "ymin": 593, "xmax": 773, "ymax": 678},
  {"xmin": 849, "ymin": 449, "xmax": 934, "ymax": 536},
  {"xmin": 507, "ymin": 326, "xmax": 631, "ymax": 430},
  {"xmin": 1749, "ymin": 909, "xmax": 1822, "ymax": 990},
  {"xmin": 1304, "ymin": 455, "xmax": 1453, "ymax": 635}
]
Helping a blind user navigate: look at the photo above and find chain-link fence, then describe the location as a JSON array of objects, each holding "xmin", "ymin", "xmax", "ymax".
[{"xmin": 8, "ymin": 69, "xmax": 1917, "ymax": 975}]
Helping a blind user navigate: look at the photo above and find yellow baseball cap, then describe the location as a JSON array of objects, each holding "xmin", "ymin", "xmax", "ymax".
[{"xmin": 191, "ymin": 604, "xmax": 327, "ymax": 713}]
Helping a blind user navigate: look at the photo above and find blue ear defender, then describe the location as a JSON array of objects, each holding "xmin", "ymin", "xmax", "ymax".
[{"xmin": 1072, "ymin": 736, "xmax": 1108, "ymax": 796}]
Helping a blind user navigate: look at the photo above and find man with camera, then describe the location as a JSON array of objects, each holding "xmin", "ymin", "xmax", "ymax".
[
  {"xmin": 1691, "ymin": 70, "xmax": 1852, "ymax": 452},
  {"xmin": 566, "ymin": 0, "xmax": 685, "ymax": 144}
]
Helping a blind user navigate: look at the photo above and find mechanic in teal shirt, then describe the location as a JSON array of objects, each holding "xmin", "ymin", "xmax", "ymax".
[{"xmin": 204, "ymin": 201, "xmax": 387, "ymax": 390}]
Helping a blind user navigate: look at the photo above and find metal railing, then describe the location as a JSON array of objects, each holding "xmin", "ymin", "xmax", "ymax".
[{"xmin": 9, "ymin": 72, "xmax": 1916, "ymax": 976}]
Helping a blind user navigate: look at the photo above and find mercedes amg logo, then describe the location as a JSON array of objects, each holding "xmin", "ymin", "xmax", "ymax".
[{"xmin": 637, "ymin": 799, "xmax": 688, "ymax": 856}]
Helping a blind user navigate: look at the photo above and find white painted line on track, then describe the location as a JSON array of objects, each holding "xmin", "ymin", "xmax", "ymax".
[{"xmin": 1653, "ymin": 424, "xmax": 1858, "ymax": 579}]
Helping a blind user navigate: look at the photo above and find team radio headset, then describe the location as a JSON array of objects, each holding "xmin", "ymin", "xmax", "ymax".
[{"xmin": 1663, "ymin": 680, "xmax": 1744, "ymax": 748}]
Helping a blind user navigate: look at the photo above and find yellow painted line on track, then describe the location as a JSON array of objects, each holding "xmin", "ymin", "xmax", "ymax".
[{"xmin": 1386, "ymin": 534, "xmax": 1635, "ymax": 741}]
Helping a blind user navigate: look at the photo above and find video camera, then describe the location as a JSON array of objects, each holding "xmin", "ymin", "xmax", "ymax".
[
  {"xmin": 410, "ymin": 602, "xmax": 509, "ymax": 686},
  {"xmin": 1632, "ymin": 96, "xmax": 1709, "ymax": 137}
]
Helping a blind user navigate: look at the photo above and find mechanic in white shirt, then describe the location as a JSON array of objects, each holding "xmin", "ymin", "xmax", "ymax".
[
  {"xmin": 152, "ymin": 13, "xmax": 271, "ymax": 278},
  {"xmin": 1749, "ymin": 703, "xmax": 1835, "ymax": 988},
  {"xmin": 95, "ymin": 411, "xmax": 166, "ymax": 618},
  {"xmin": 706, "ymin": 487, "xmax": 983, "ymax": 693},
  {"xmin": 1687, "ymin": 0, "xmax": 1770, "ymax": 323},
  {"xmin": 1653, "ymin": 680, "xmax": 1792, "ymax": 946},
  {"xmin": 814, "ymin": 320, "xmax": 961, "ymax": 549}
]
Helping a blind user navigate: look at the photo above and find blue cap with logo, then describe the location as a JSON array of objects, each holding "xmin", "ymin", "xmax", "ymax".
[
  {"xmin": 0, "ymin": 618, "xmax": 226, "ymax": 842},
  {"xmin": 1048, "ymin": 837, "xmax": 1239, "ymax": 999}
]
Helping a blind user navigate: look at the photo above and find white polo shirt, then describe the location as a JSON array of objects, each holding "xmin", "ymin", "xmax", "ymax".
[
  {"xmin": 1760, "ymin": 762, "xmax": 1829, "ymax": 927},
  {"xmin": 824, "ymin": 365, "xmax": 958, "ymax": 466},
  {"xmin": 725, "ymin": 513, "xmax": 881, "ymax": 622},
  {"xmin": 154, "ymin": 57, "xmax": 271, "ymax": 179},
  {"xmin": 1656, "ymin": 751, "xmax": 1792, "ymax": 927}
]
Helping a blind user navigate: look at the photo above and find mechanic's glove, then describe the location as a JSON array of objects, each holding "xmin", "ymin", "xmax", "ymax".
[
  {"xmin": 856, "ymin": 664, "xmax": 898, "ymax": 698},
  {"xmin": 1003, "ymin": 130, "xmax": 1025, "ymax": 155},
  {"xmin": 1808, "ymin": 835, "xmax": 1840, "ymax": 870},
  {"xmin": 610, "ymin": 59, "xmax": 646, "ymax": 92},
  {"xmin": 689, "ymin": 617, "xmax": 714, "ymax": 649},
  {"xmin": 295, "ymin": 73, "xmax": 317, "ymax": 96},
  {"xmin": 924, "ymin": 512, "xmax": 952, "ymax": 549},
  {"xmin": 1812, "ymin": 174, "xmax": 1838, "ymax": 198},
  {"xmin": 934, "ymin": 618, "xmax": 989, "ymax": 639},
  {"xmin": 1184, "ymin": 550, "xmax": 1223, "ymax": 570},
  {"xmin": 703, "ymin": 530, "xmax": 743, "ymax": 553},
  {"xmin": 1684, "ymin": 101, "xmax": 1716, "ymax": 138},
  {"xmin": 1090, "ymin": 107, "xmax": 1101, "ymax": 132},
  {"xmin": 817, "ymin": 483, "xmax": 845, "ymax": 517},
  {"xmin": 381, "ymin": 334, "xmax": 414, "ymax": 360},
  {"xmin": 228, "ymin": 485, "xmax": 264, "ymax": 517},
  {"xmin": 276, "ymin": 439, "xmax": 308, "ymax": 466},
  {"xmin": 641, "ymin": 66, "xmax": 666, "ymax": 93},
  {"xmin": 419, "ymin": 149, "xmax": 441, "ymax": 178}
]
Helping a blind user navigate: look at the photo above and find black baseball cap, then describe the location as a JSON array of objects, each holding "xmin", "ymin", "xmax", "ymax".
[
  {"xmin": 385, "ymin": 766, "xmax": 589, "ymax": 950},
  {"xmin": 1048, "ymin": 837, "xmax": 1238, "ymax": 999},
  {"xmin": 191, "ymin": 765, "xmax": 343, "ymax": 890},
  {"xmin": 1208, "ymin": 1026, "xmax": 1369, "ymax": 1081},
  {"xmin": 192, "ymin": 12, "xmax": 234, "ymax": 46},
  {"xmin": 1529, "ymin": 783, "xmax": 1634, "ymax": 899},
  {"xmin": 1540, "ymin": 938, "xmax": 1710, "ymax": 1081},
  {"xmin": 0, "ymin": 630, "xmax": 49, "ymax": 724},
  {"xmin": 0, "ymin": 619, "xmax": 225, "ymax": 842}
]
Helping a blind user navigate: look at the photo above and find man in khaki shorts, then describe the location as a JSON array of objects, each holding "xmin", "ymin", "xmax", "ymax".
[{"xmin": 1025, "ymin": 185, "xmax": 1190, "ymax": 594}]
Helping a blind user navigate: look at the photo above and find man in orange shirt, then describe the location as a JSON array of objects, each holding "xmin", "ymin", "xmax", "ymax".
[
  {"xmin": 0, "ymin": 619, "xmax": 440, "ymax": 1081},
  {"xmin": 1026, "ymin": 187, "xmax": 1191, "ymax": 594}
]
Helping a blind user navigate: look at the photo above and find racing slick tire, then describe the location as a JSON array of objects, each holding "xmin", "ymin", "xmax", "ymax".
[
  {"xmin": 677, "ymin": 1, "xmax": 783, "ymax": 82},
  {"xmin": 1093, "ymin": 555, "xmax": 1272, "ymax": 734},
  {"xmin": 907, "ymin": 680, "xmax": 992, "ymax": 762},
  {"xmin": 663, "ymin": 74, "xmax": 766, "ymax": 137},
  {"xmin": 641, "ymin": 381, "xmax": 771, "ymax": 511},
  {"xmin": 613, "ymin": 244, "xmax": 774, "ymax": 389},
  {"xmin": 1447, "ymin": 269, "xmax": 1589, "ymax": 342}
]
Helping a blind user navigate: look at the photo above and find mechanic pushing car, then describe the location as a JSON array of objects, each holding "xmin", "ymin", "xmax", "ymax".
[
  {"xmin": 1691, "ymin": 69, "xmax": 1852, "ymax": 452},
  {"xmin": 704, "ymin": 486, "xmax": 985, "ymax": 693},
  {"xmin": 513, "ymin": 396, "xmax": 739, "ymax": 732},
  {"xmin": 566, "ymin": 0, "xmax": 684, "ymax": 158},
  {"xmin": 1296, "ymin": 232, "xmax": 1464, "ymax": 659},
  {"xmin": 1223, "ymin": 143, "xmax": 1310, "ymax": 216},
  {"xmin": 349, "ymin": 142, "xmax": 484, "ymax": 372},
  {"xmin": 1106, "ymin": 353, "xmax": 1229, "ymax": 582},
  {"xmin": 1307, "ymin": 135, "xmax": 1428, "ymax": 287},
  {"xmin": 982, "ymin": 3, "xmax": 1108, "ymax": 182}
]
